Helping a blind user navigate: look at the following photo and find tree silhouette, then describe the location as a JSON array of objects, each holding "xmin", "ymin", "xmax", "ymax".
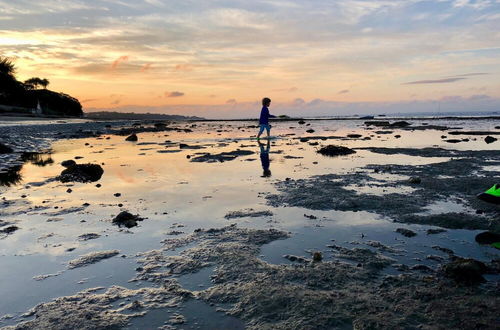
[
  {"xmin": 0, "ymin": 56, "xmax": 16, "ymax": 77},
  {"xmin": 24, "ymin": 77, "xmax": 49, "ymax": 90}
]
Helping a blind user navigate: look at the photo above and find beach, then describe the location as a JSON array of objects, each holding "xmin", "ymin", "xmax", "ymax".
[{"xmin": 0, "ymin": 117, "xmax": 499, "ymax": 329}]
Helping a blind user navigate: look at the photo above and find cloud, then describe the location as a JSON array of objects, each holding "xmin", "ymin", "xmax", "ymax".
[
  {"xmin": 174, "ymin": 64, "xmax": 194, "ymax": 72},
  {"xmin": 402, "ymin": 78, "xmax": 466, "ymax": 85},
  {"xmin": 273, "ymin": 87, "xmax": 298, "ymax": 92},
  {"xmin": 451, "ymin": 72, "xmax": 489, "ymax": 77},
  {"xmin": 338, "ymin": 89, "xmax": 349, "ymax": 94},
  {"xmin": 165, "ymin": 91, "xmax": 184, "ymax": 97},
  {"xmin": 141, "ymin": 63, "xmax": 152, "ymax": 72},
  {"xmin": 226, "ymin": 98, "xmax": 237, "ymax": 105},
  {"xmin": 111, "ymin": 56, "xmax": 129, "ymax": 70},
  {"xmin": 111, "ymin": 99, "xmax": 121, "ymax": 105}
]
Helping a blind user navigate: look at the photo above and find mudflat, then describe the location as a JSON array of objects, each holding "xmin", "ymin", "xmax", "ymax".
[{"xmin": 0, "ymin": 117, "xmax": 499, "ymax": 329}]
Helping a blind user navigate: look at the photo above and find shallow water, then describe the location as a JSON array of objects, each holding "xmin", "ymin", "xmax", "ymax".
[{"xmin": 0, "ymin": 118, "xmax": 499, "ymax": 327}]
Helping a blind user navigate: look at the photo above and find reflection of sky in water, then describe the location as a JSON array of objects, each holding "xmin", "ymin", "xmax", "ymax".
[{"xmin": 0, "ymin": 119, "xmax": 498, "ymax": 322}]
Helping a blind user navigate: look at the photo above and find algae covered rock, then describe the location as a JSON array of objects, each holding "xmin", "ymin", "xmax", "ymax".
[
  {"xmin": 58, "ymin": 163, "xmax": 104, "ymax": 183},
  {"xmin": 125, "ymin": 133, "xmax": 138, "ymax": 141},
  {"xmin": 442, "ymin": 257, "xmax": 488, "ymax": 285},
  {"xmin": 0, "ymin": 142, "xmax": 13, "ymax": 154},
  {"xmin": 112, "ymin": 211, "xmax": 144, "ymax": 228},
  {"xmin": 317, "ymin": 145, "xmax": 356, "ymax": 157}
]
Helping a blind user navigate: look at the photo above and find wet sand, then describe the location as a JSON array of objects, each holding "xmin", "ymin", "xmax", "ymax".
[{"xmin": 0, "ymin": 118, "xmax": 499, "ymax": 329}]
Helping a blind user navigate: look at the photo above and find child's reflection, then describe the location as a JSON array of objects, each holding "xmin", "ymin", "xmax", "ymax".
[{"xmin": 259, "ymin": 140, "xmax": 271, "ymax": 177}]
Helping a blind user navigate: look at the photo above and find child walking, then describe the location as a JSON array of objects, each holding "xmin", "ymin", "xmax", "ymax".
[{"xmin": 257, "ymin": 97, "xmax": 275, "ymax": 140}]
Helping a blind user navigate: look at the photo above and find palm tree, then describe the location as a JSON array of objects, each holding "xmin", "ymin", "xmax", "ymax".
[{"xmin": 0, "ymin": 57, "xmax": 16, "ymax": 77}]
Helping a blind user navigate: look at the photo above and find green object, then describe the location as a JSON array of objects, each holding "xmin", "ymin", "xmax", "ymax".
[
  {"xmin": 492, "ymin": 242, "xmax": 500, "ymax": 250},
  {"xmin": 477, "ymin": 184, "xmax": 500, "ymax": 205},
  {"xmin": 484, "ymin": 184, "xmax": 500, "ymax": 197}
]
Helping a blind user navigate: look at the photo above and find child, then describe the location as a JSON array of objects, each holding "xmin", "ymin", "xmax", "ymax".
[{"xmin": 257, "ymin": 97, "xmax": 275, "ymax": 140}]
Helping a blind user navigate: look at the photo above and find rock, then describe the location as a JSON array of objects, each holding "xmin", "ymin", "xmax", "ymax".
[
  {"xmin": 475, "ymin": 231, "xmax": 500, "ymax": 245},
  {"xmin": 304, "ymin": 214, "xmax": 317, "ymax": 219},
  {"xmin": 68, "ymin": 250, "xmax": 120, "ymax": 269},
  {"xmin": 426, "ymin": 228, "xmax": 447, "ymax": 235},
  {"xmin": 66, "ymin": 188, "xmax": 72, "ymax": 193},
  {"xmin": 389, "ymin": 121, "xmax": 411, "ymax": 128},
  {"xmin": 61, "ymin": 160, "xmax": 76, "ymax": 168},
  {"xmin": 395, "ymin": 228, "xmax": 417, "ymax": 237},
  {"xmin": 445, "ymin": 139, "xmax": 462, "ymax": 143},
  {"xmin": 442, "ymin": 258, "xmax": 488, "ymax": 285},
  {"xmin": 114, "ymin": 193, "xmax": 121, "ymax": 197},
  {"xmin": 0, "ymin": 225, "xmax": 19, "ymax": 234},
  {"xmin": 364, "ymin": 121, "xmax": 390, "ymax": 127},
  {"xmin": 78, "ymin": 233, "xmax": 101, "ymax": 241},
  {"xmin": 125, "ymin": 133, "xmax": 138, "ymax": 142},
  {"xmin": 484, "ymin": 136, "xmax": 497, "ymax": 144},
  {"xmin": 306, "ymin": 129, "xmax": 315, "ymax": 133},
  {"xmin": 312, "ymin": 251, "xmax": 322, "ymax": 262},
  {"xmin": 59, "ymin": 164, "xmax": 104, "ymax": 183},
  {"xmin": 0, "ymin": 143, "xmax": 13, "ymax": 153},
  {"xmin": 112, "ymin": 211, "xmax": 144, "ymax": 228},
  {"xmin": 298, "ymin": 120, "xmax": 306, "ymax": 124},
  {"xmin": 299, "ymin": 138, "xmax": 309, "ymax": 142},
  {"xmin": 347, "ymin": 134, "xmax": 362, "ymax": 138},
  {"xmin": 394, "ymin": 135, "xmax": 401, "ymax": 138},
  {"xmin": 317, "ymin": 145, "xmax": 356, "ymax": 157},
  {"xmin": 408, "ymin": 177, "xmax": 421, "ymax": 184}
]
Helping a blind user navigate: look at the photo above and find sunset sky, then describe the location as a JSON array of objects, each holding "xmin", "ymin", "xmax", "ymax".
[{"xmin": 1, "ymin": 0, "xmax": 499, "ymax": 118}]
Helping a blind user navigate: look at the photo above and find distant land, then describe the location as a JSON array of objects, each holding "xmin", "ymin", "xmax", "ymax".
[
  {"xmin": 0, "ymin": 57, "xmax": 83, "ymax": 118},
  {"xmin": 85, "ymin": 111, "xmax": 204, "ymax": 121}
]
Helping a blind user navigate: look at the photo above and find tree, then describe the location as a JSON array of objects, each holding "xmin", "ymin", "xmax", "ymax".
[
  {"xmin": 40, "ymin": 78, "xmax": 49, "ymax": 89},
  {"xmin": 0, "ymin": 56, "xmax": 16, "ymax": 77},
  {"xmin": 24, "ymin": 77, "xmax": 49, "ymax": 90}
]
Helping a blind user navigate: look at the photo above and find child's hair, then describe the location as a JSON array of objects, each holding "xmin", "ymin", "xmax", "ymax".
[{"xmin": 262, "ymin": 97, "xmax": 271, "ymax": 106}]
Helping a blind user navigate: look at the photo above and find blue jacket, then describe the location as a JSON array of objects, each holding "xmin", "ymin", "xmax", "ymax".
[{"xmin": 259, "ymin": 106, "xmax": 275, "ymax": 125}]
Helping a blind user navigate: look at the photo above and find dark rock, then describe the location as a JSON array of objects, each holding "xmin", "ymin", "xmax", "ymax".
[
  {"xmin": 347, "ymin": 134, "xmax": 362, "ymax": 138},
  {"xmin": 389, "ymin": 121, "xmax": 411, "ymax": 128},
  {"xmin": 66, "ymin": 188, "xmax": 72, "ymax": 193},
  {"xmin": 0, "ymin": 225, "xmax": 18, "ymax": 234},
  {"xmin": 475, "ymin": 231, "xmax": 500, "ymax": 245},
  {"xmin": 309, "ymin": 142, "xmax": 319, "ymax": 146},
  {"xmin": 114, "ymin": 193, "xmax": 121, "ymax": 197},
  {"xmin": 395, "ymin": 228, "xmax": 417, "ymax": 237},
  {"xmin": 360, "ymin": 116, "xmax": 374, "ymax": 119},
  {"xmin": 394, "ymin": 135, "xmax": 401, "ymax": 139},
  {"xmin": 484, "ymin": 136, "xmax": 497, "ymax": 144},
  {"xmin": 306, "ymin": 129, "xmax": 315, "ymax": 133},
  {"xmin": 61, "ymin": 160, "xmax": 76, "ymax": 168},
  {"xmin": 317, "ymin": 145, "xmax": 356, "ymax": 157},
  {"xmin": 410, "ymin": 264, "xmax": 434, "ymax": 272},
  {"xmin": 364, "ymin": 121, "xmax": 390, "ymax": 127},
  {"xmin": 298, "ymin": 120, "xmax": 306, "ymax": 124},
  {"xmin": 59, "ymin": 164, "xmax": 104, "ymax": 183},
  {"xmin": 445, "ymin": 139, "xmax": 461, "ymax": 143},
  {"xmin": 312, "ymin": 251, "xmax": 322, "ymax": 262},
  {"xmin": 442, "ymin": 258, "xmax": 488, "ymax": 285},
  {"xmin": 125, "ymin": 134, "xmax": 138, "ymax": 142},
  {"xmin": 78, "ymin": 233, "xmax": 101, "ymax": 241},
  {"xmin": 408, "ymin": 177, "xmax": 421, "ymax": 184},
  {"xmin": 427, "ymin": 228, "xmax": 447, "ymax": 235},
  {"xmin": 0, "ymin": 143, "xmax": 13, "ymax": 154},
  {"xmin": 304, "ymin": 214, "xmax": 317, "ymax": 219},
  {"xmin": 96, "ymin": 183, "xmax": 101, "ymax": 188},
  {"xmin": 299, "ymin": 138, "xmax": 309, "ymax": 142},
  {"xmin": 112, "ymin": 211, "xmax": 144, "ymax": 228},
  {"xmin": 190, "ymin": 150, "xmax": 254, "ymax": 163}
]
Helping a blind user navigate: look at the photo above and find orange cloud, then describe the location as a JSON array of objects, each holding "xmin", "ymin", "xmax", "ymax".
[
  {"xmin": 111, "ymin": 56, "xmax": 129, "ymax": 70},
  {"xmin": 174, "ymin": 64, "xmax": 194, "ymax": 72},
  {"xmin": 141, "ymin": 63, "xmax": 152, "ymax": 72}
]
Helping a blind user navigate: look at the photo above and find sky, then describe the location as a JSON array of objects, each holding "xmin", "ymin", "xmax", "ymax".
[{"xmin": 1, "ymin": 0, "xmax": 499, "ymax": 118}]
